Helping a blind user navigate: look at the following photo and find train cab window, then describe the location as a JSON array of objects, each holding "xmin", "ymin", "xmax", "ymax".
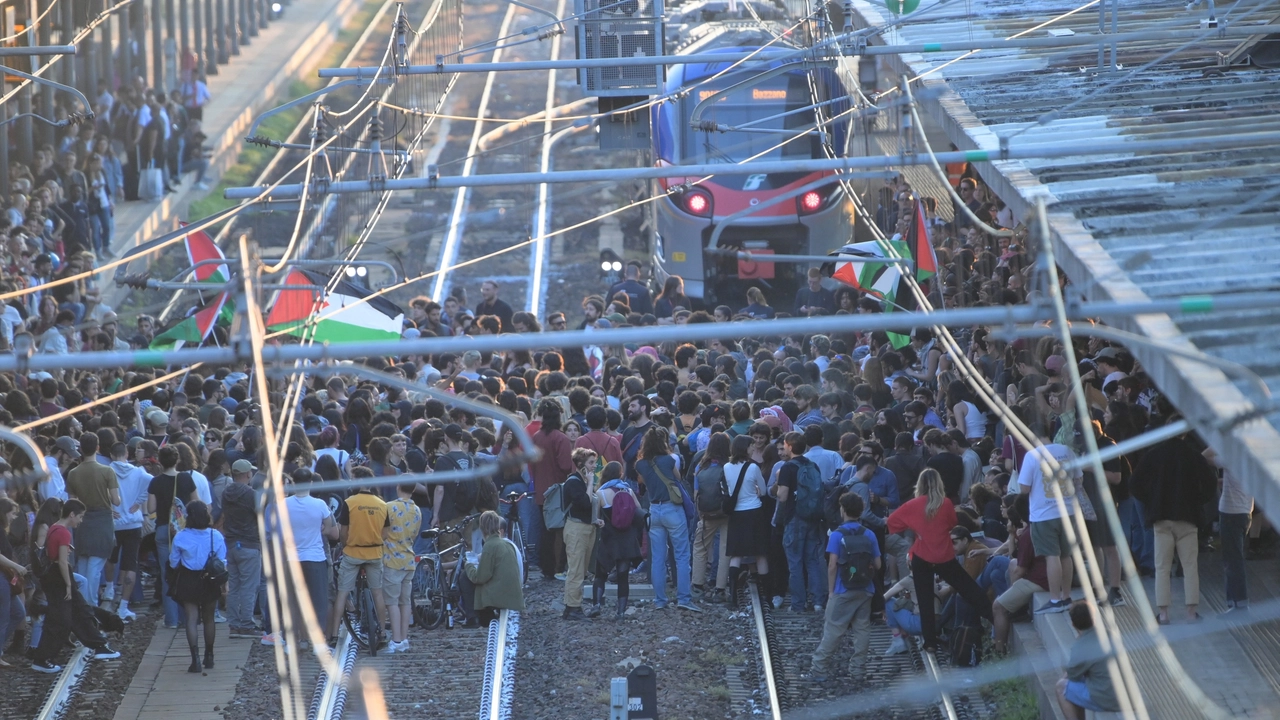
[{"xmin": 681, "ymin": 74, "xmax": 819, "ymax": 164}]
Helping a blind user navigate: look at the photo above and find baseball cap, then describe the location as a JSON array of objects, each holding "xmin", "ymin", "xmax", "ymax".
[
  {"xmin": 1094, "ymin": 347, "xmax": 1121, "ymax": 362},
  {"xmin": 1044, "ymin": 355, "xmax": 1066, "ymax": 374},
  {"xmin": 443, "ymin": 423, "xmax": 465, "ymax": 441},
  {"xmin": 231, "ymin": 459, "xmax": 257, "ymax": 474},
  {"xmin": 145, "ymin": 408, "xmax": 169, "ymax": 428},
  {"xmin": 55, "ymin": 436, "xmax": 81, "ymax": 459}
]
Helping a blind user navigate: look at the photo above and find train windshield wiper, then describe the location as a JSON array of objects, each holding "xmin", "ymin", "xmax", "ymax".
[{"xmin": 702, "ymin": 140, "xmax": 737, "ymax": 165}]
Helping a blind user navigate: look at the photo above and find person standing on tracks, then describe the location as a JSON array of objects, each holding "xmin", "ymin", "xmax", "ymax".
[
  {"xmin": 328, "ymin": 476, "xmax": 390, "ymax": 646},
  {"xmin": 808, "ymin": 492, "xmax": 880, "ymax": 683},
  {"xmin": 475, "ymin": 279, "xmax": 514, "ymax": 333},
  {"xmin": 382, "ymin": 482, "xmax": 422, "ymax": 652},
  {"xmin": 64, "ymin": 433, "xmax": 120, "ymax": 608},
  {"xmin": 223, "ymin": 459, "xmax": 262, "ymax": 640},
  {"xmin": 530, "ymin": 403, "xmax": 574, "ymax": 581},
  {"xmin": 775, "ymin": 431, "xmax": 828, "ymax": 613},
  {"xmin": 31, "ymin": 499, "xmax": 121, "ymax": 674},
  {"xmin": 887, "ymin": 469, "xmax": 993, "ymax": 654},
  {"xmin": 606, "ymin": 260, "xmax": 653, "ymax": 315},
  {"xmin": 561, "ymin": 448, "xmax": 599, "ymax": 620},
  {"xmin": 636, "ymin": 425, "xmax": 701, "ymax": 613}
]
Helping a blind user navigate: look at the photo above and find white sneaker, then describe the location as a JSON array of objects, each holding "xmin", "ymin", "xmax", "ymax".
[
  {"xmin": 117, "ymin": 606, "xmax": 137, "ymax": 623},
  {"xmin": 395, "ymin": 639, "xmax": 409, "ymax": 653},
  {"xmin": 196, "ymin": 180, "xmax": 211, "ymax": 190},
  {"xmin": 101, "ymin": 585, "xmax": 115, "ymax": 602},
  {"xmin": 214, "ymin": 610, "xmax": 228, "ymax": 624},
  {"xmin": 771, "ymin": 596, "xmax": 784, "ymax": 609},
  {"xmin": 884, "ymin": 636, "xmax": 907, "ymax": 656},
  {"xmin": 383, "ymin": 640, "xmax": 399, "ymax": 654},
  {"xmin": 260, "ymin": 632, "xmax": 282, "ymax": 646}
]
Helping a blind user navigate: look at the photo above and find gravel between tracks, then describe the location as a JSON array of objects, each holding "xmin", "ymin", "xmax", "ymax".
[{"xmin": 512, "ymin": 578, "xmax": 755, "ymax": 720}]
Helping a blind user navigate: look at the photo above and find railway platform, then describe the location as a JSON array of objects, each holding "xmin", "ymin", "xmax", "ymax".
[
  {"xmin": 111, "ymin": 623, "xmax": 250, "ymax": 720},
  {"xmin": 100, "ymin": 0, "xmax": 359, "ymax": 312},
  {"xmin": 1018, "ymin": 552, "xmax": 1280, "ymax": 719}
]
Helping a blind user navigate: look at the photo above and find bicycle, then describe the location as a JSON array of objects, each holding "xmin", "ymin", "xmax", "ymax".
[
  {"xmin": 342, "ymin": 564, "xmax": 384, "ymax": 656},
  {"xmin": 499, "ymin": 491, "xmax": 529, "ymax": 586},
  {"xmin": 411, "ymin": 514, "xmax": 478, "ymax": 630}
]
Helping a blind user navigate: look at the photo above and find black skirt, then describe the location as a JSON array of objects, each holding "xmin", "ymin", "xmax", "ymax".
[
  {"xmin": 168, "ymin": 565, "xmax": 219, "ymax": 606},
  {"xmin": 595, "ymin": 505, "xmax": 643, "ymax": 569},
  {"xmin": 727, "ymin": 506, "xmax": 770, "ymax": 558}
]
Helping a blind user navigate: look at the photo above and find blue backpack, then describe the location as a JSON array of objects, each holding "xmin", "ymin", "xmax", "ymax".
[{"xmin": 792, "ymin": 458, "xmax": 825, "ymax": 522}]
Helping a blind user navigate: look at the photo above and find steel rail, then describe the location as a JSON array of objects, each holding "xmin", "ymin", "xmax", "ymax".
[
  {"xmin": 747, "ymin": 579, "xmax": 783, "ymax": 720},
  {"xmin": 223, "ymin": 129, "xmax": 1280, "ymax": 196},
  {"xmin": 920, "ymin": 650, "xmax": 959, "ymax": 720},
  {"xmin": 33, "ymin": 647, "xmax": 90, "ymax": 720},
  {"xmin": 308, "ymin": 630, "xmax": 357, "ymax": 720}
]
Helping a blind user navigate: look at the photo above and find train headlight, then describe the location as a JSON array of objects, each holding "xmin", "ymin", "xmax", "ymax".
[{"xmin": 681, "ymin": 189, "xmax": 713, "ymax": 217}]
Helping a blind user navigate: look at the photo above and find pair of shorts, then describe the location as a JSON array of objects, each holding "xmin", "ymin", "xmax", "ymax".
[
  {"xmin": 382, "ymin": 567, "xmax": 414, "ymax": 606},
  {"xmin": 1031, "ymin": 518, "xmax": 1072, "ymax": 557},
  {"xmin": 1085, "ymin": 517, "xmax": 1114, "ymax": 548},
  {"xmin": 110, "ymin": 529, "xmax": 142, "ymax": 571},
  {"xmin": 995, "ymin": 578, "xmax": 1047, "ymax": 614},
  {"xmin": 337, "ymin": 554, "xmax": 383, "ymax": 596},
  {"xmin": 1064, "ymin": 679, "xmax": 1107, "ymax": 712}
]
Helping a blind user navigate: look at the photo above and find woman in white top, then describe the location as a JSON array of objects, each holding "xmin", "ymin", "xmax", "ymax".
[
  {"xmin": 723, "ymin": 435, "xmax": 770, "ymax": 608},
  {"xmin": 285, "ymin": 468, "xmax": 340, "ymax": 634},
  {"xmin": 312, "ymin": 426, "xmax": 353, "ymax": 478},
  {"xmin": 948, "ymin": 380, "xmax": 987, "ymax": 440}
]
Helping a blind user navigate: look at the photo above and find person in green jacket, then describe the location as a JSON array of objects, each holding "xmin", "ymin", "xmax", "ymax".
[{"xmin": 462, "ymin": 511, "xmax": 525, "ymax": 627}]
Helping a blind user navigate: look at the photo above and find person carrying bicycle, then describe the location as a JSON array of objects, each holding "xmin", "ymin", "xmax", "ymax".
[{"xmin": 328, "ymin": 468, "xmax": 390, "ymax": 647}]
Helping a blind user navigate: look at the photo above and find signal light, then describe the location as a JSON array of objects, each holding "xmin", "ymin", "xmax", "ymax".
[
  {"xmin": 799, "ymin": 190, "xmax": 823, "ymax": 214},
  {"xmin": 683, "ymin": 190, "xmax": 712, "ymax": 217}
]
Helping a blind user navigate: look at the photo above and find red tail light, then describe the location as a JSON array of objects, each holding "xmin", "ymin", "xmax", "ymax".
[
  {"xmin": 681, "ymin": 189, "xmax": 713, "ymax": 217},
  {"xmin": 798, "ymin": 190, "xmax": 824, "ymax": 215}
]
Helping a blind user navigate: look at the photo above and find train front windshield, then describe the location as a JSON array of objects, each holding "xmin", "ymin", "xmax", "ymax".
[{"xmin": 680, "ymin": 73, "xmax": 820, "ymax": 164}]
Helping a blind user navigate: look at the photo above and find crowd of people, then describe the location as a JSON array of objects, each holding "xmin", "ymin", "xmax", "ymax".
[
  {"xmin": 1, "ymin": 70, "xmax": 212, "ymax": 352},
  {"xmin": 0, "ymin": 172, "xmax": 1268, "ymax": 720}
]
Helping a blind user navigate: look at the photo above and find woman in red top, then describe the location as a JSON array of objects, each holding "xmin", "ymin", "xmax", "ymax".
[{"xmin": 888, "ymin": 468, "xmax": 993, "ymax": 652}]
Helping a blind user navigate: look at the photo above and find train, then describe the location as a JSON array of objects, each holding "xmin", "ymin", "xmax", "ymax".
[{"xmin": 647, "ymin": 11, "xmax": 858, "ymax": 309}]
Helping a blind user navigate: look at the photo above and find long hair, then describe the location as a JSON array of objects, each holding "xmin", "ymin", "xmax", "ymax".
[
  {"xmin": 916, "ymin": 468, "xmax": 946, "ymax": 520},
  {"xmin": 638, "ymin": 425, "xmax": 670, "ymax": 461},
  {"xmin": 699, "ymin": 432, "xmax": 731, "ymax": 470}
]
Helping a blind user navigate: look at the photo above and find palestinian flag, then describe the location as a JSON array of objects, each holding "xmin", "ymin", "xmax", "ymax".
[
  {"xmin": 150, "ymin": 292, "xmax": 231, "ymax": 350},
  {"xmin": 266, "ymin": 268, "xmax": 405, "ymax": 344},
  {"xmin": 829, "ymin": 239, "xmax": 914, "ymax": 349},
  {"xmin": 908, "ymin": 200, "xmax": 939, "ymax": 284},
  {"xmin": 150, "ymin": 223, "xmax": 234, "ymax": 350}
]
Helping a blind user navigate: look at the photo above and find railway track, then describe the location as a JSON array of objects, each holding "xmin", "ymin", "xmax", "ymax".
[
  {"xmin": 309, "ymin": 609, "xmax": 519, "ymax": 720},
  {"xmin": 740, "ymin": 577, "xmax": 995, "ymax": 720}
]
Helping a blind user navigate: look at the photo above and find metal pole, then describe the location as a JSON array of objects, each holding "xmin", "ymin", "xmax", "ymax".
[
  {"xmin": 164, "ymin": 0, "xmax": 177, "ymax": 91},
  {"xmin": 205, "ymin": 0, "xmax": 218, "ymax": 70},
  {"xmin": 84, "ymin": 1, "xmax": 99, "ymax": 102},
  {"xmin": 192, "ymin": 0, "xmax": 203, "ymax": 75},
  {"xmin": 318, "ymin": 24, "xmax": 1280, "ymax": 77},
  {"xmin": 245, "ymin": 0, "xmax": 257, "ymax": 37},
  {"xmin": 180, "ymin": 0, "xmax": 190, "ymax": 57},
  {"xmin": 151, "ymin": 0, "xmax": 164, "ymax": 89},
  {"xmin": 59, "ymin": 0, "xmax": 74, "ymax": 88},
  {"xmin": 36, "ymin": 0, "xmax": 54, "ymax": 149},
  {"xmin": 101, "ymin": 0, "xmax": 114, "ymax": 90},
  {"xmin": 223, "ymin": 129, "xmax": 1280, "ymax": 197},
  {"xmin": 216, "ymin": 0, "xmax": 228, "ymax": 62},
  {"xmin": 259, "ymin": 0, "xmax": 268, "ymax": 28},
  {"xmin": 227, "ymin": 0, "xmax": 239, "ymax": 55},
  {"xmin": 12, "ymin": 291, "xmax": 1280, "ymax": 372}
]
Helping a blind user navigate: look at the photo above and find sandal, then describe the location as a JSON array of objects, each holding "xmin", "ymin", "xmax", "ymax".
[{"xmin": 1156, "ymin": 614, "xmax": 1170, "ymax": 626}]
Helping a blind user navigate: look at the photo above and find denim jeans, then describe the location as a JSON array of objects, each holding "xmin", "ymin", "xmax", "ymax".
[
  {"xmin": 886, "ymin": 605, "xmax": 921, "ymax": 636},
  {"xmin": 648, "ymin": 502, "xmax": 693, "ymax": 606},
  {"xmin": 1122, "ymin": 497, "xmax": 1154, "ymax": 570},
  {"xmin": 1220, "ymin": 512, "xmax": 1251, "ymax": 605},
  {"xmin": 226, "ymin": 542, "xmax": 262, "ymax": 629},
  {"xmin": 978, "ymin": 555, "xmax": 1011, "ymax": 598},
  {"xmin": 75, "ymin": 555, "xmax": 107, "ymax": 607},
  {"xmin": 783, "ymin": 519, "xmax": 827, "ymax": 609},
  {"xmin": 0, "ymin": 578, "xmax": 25, "ymax": 653},
  {"xmin": 155, "ymin": 525, "xmax": 181, "ymax": 627}
]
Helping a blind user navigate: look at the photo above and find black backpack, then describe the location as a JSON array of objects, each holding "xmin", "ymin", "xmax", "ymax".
[
  {"xmin": 950, "ymin": 624, "xmax": 983, "ymax": 667},
  {"xmin": 695, "ymin": 463, "xmax": 732, "ymax": 517},
  {"xmin": 822, "ymin": 466, "xmax": 855, "ymax": 531},
  {"xmin": 834, "ymin": 524, "xmax": 877, "ymax": 590}
]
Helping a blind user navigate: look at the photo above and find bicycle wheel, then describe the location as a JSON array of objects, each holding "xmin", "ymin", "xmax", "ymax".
[
  {"xmin": 344, "ymin": 589, "xmax": 370, "ymax": 648},
  {"xmin": 413, "ymin": 557, "xmax": 446, "ymax": 629},
  {"xmin": 360, "ymin": 587, "xmax": 382, "ymax": 656},
  {"xmin": 511, "ymin": 523, "xmax": 528, "ymax": 586}
]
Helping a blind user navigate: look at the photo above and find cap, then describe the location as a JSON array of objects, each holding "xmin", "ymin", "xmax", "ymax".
[
  {"xmin": 127, "ymin": 435, "xmax": 144, "ymax": 450},
  {"xmin": 1094, "ymin": 347, "xmax": 1121, "ymax": 362},
  {"xmin": 594, "ymin": 318, "xmax": 612, "ymax": 329},
  {"xmin": 55, "ymin": 436, "xmax": 81, "ymax": 459},
  {"xmin": 402, "ymin": 328, "xmax": 421, "ymax": 339},
  {"xmin": 231, "ymin": 459, "xmax": 257, "ymax": 474},
  {"xmin": 145, "ymin": 408, "xmax": 169, "ymax": 428},
  {"xmin": 606, "ymin": 313, "xmax": 626, "ymax": 324},
  {"xmin": 1044, "ymin": 355, "xmax": 1066, "ymax": 374},
  {"xmin": 443, "ymin": 423, "xmax": 465, "ymax": 441}
]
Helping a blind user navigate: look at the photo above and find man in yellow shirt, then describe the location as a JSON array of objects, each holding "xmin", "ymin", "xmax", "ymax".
[{"xmin": 328, "ymin": 470, "xmax": 390, "ymax": 645}]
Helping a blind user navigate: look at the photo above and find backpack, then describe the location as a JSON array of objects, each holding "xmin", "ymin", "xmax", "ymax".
[
  {"xmin": 834, "ymin": 524, "xmax": 877, "ymax": 591},
  {"xmin": 695, "ymin": 464, "xmax": 731, "ymax": 517},
  {"xmin": 949, "ymin": 624, "xmax": 983, "ymax": 667},
  {"xmin": 610, "ymin": 487, "xmax": 638, "ymax": 530},
  {"xmin": 542, "ymin": 481, "xmax": 568, "ymax": 530},
  {"xmin": 823, "ymin": 482, "xmax": 849, "ymax": 532},
  {"xmin": 169, "ymin": 472, "xmax": 191, "ymax": 536},
  {"xmin": 792, "ymin": 459, "xmax": 825, "ymax": 522}
]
